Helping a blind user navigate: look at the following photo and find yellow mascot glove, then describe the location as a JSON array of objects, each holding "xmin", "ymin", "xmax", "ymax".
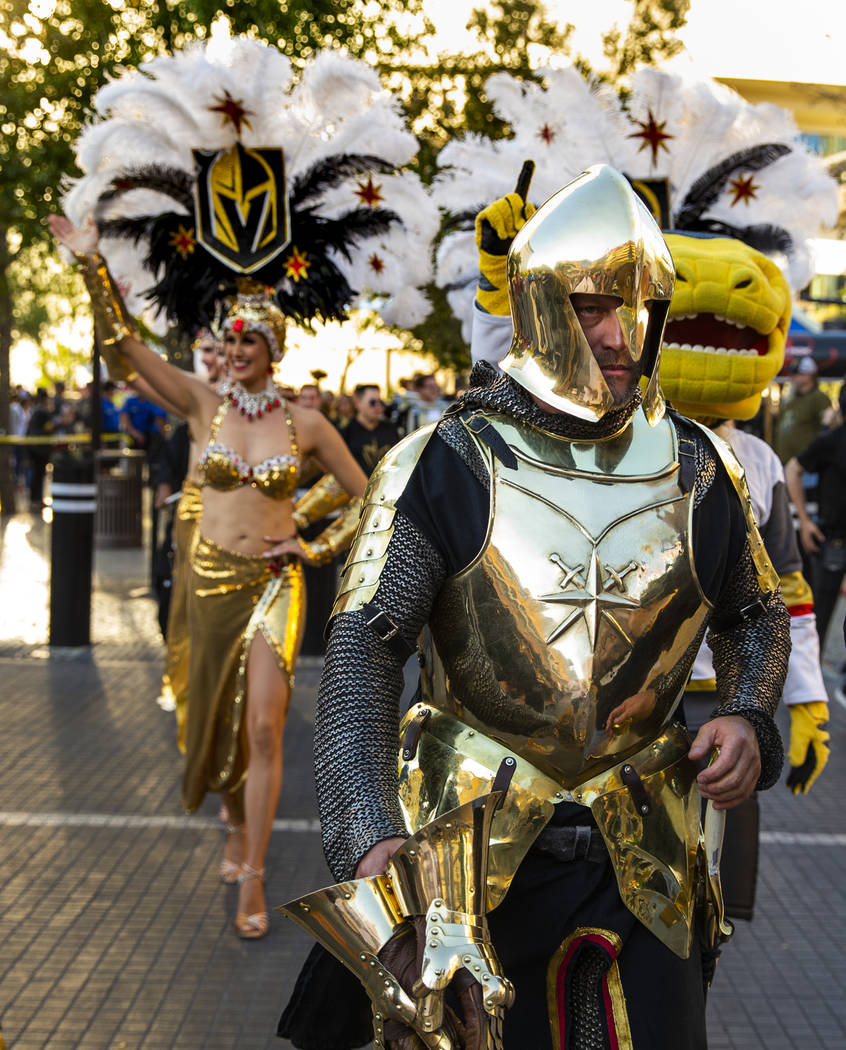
[
  {"xmin": 786, "ymin": 701, "xmax": 830, "ymax": 794},
  {"xmin": 475, "ymin": 192, "xmax": 535, "ymax": 316}
]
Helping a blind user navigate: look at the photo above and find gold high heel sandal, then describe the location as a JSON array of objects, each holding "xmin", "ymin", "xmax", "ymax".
[
  {"xmin": 220, "ymin": 822, "xmax": 244, "ymax": 885},
  {"xmin": 235, "ymin": 863, "xmax": 269, "ymax": 939}
]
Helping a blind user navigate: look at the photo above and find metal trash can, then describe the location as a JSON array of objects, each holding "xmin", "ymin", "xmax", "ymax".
[{"xmin": 95, "ymin": 449, "xmax": 145, "ymax": 548}]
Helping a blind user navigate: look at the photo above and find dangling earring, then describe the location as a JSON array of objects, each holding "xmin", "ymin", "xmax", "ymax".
[{"xmin": 267, "ymin": 365, "xmax": 274, "ymax": 376}]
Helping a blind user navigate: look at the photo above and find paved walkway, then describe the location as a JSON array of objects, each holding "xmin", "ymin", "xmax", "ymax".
[{"xmin": 1, "ymin": 506, "xmax": 845, "ymax": 1049}]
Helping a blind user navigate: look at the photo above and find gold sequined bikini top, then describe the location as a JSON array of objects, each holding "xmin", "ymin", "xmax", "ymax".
[{"xmin": 198, "ymin": 398, "xmax": 299, "ymax": 500}]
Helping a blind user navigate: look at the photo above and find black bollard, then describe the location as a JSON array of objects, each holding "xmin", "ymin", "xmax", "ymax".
[{"xmin": 49, "ymin": 450, "xmax": 96, "ymax": 647}]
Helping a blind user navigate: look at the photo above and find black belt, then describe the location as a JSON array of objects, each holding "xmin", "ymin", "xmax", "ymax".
[{"xmin": 533, "ymin": 825, "xmax": 607, "ymax": 864}]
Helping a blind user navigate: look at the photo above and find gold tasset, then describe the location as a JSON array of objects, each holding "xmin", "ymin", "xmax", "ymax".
[
  {"xmin": 74, "ymin": 251, "xmax": 139, "ymax": 382},
  {"xmin": 500, "ymin": 165, "xmax": 674, "ymax": 424},
  {"xmin": 282, "ymin": 793, "xmax": 513, "ymax": 1049}
]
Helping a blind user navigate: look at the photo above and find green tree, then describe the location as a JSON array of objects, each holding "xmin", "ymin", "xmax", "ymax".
[{"xmin": 602, "ymin": 0, "xmax": 691, "ymax": 80}]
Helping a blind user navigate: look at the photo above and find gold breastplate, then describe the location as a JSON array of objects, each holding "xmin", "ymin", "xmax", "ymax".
[{"xmin": 426, "ymin": 408, "xmax": 711, "ymax": 789}]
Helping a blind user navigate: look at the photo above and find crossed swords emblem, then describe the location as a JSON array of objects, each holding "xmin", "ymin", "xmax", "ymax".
[{"xmin": 541, "ymin": 551, "xmax": 642, "ymax": 647}]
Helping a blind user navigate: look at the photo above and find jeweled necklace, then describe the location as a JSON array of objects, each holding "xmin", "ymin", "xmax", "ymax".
[{"xmin": 219, "ymin": 376, "xmax": 283, "ymax": 420}]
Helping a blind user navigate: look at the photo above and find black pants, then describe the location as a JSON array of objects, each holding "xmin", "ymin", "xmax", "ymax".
[
  {"xmin": 811, "ymin": 540, "xmax": 846, "ymax": 653},
  {"xmin": 488, "ymin": 847, "xmax": 706, "ymax": 1050}
]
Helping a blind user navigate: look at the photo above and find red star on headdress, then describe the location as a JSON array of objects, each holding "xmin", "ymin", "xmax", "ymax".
[
  {"xmin": 209, "ymin": 91, "xmax": 253, "ymax": 135},
  {"xmin": 628, "ymin": 109, "xmax": 673, "ymax": 167},
  {"xmin": 284, "ymin": 246, "xmax": 310, "ymax": 282},
  {"xmin": 368, "ymin": 253, "xmax": 385, "ymax": 274},
  {"xmin": 538, "ymin": 124, "xmax": 556, "ymax": 145},
  {"xmin": 355, "ymin": 177, "xmax": 384, "ymax": 207},
  {"xmin": 169, "ymin": 224, "xmax": 196, "ymax": 259},
  {"xmin": 728, "ymin": 173, "xmax": 760, "ymax": 206}
]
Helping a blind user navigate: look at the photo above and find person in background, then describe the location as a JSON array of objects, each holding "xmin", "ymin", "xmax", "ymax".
[
  {"xmin": 53, "ymin": 400, "xmax": 80, "ymax": 436},
  {"xmin": 342, "ymin": 383, "xmax": 400, "ymax": 475},
  {"xmin": 296, "ymin": 383, "xmax": 321, "ymax": 411},
  {"xmin": 25, "ymin": 388, "xmax": 53, "ymax": 509},
  {"xmin": 10, "ymin": 389, "xmax": 32, "ymax": 489},
  {"xmin": 332, "ymin": 393, "xmax": 354, "ymax": 430},
  {"xmin": 774, "ymin": 358, "xmax": 831, "ymax": 464},
  {"xmin": 786, "ymin": 384, "xmax": 846, "ymax": 671},
  {"xmin": 100, "ymin": 380, "xmax": 121, "ymax": 441},
  {"xmin": 119, "ymin": 389, "xmax": 167, "ymax": 454},
  {"xmin": 51, "ymin": 380, "xmax": 67, "ymax": 420}
]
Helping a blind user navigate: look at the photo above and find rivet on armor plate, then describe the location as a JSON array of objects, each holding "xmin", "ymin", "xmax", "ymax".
[
  {"xmin": 301, "ymin": 905, "xmax": 309, "ymax": 911},
  {"xmin": 434, "ymin": 899, "xmax": 443, "ymax": 907},
  {"xmin": 384, "ymin": 980, "xmax": 391, "ymax": 988},
  {"xmin": 359, "ymin": 575, "xmax": 365, "ymax": 583},
  {"xmin": 430, "ymin": 941, "xmax": 438, "ymax": 948},
  {"xmin": 344, "ymin": 892, "xmax": 351, "ymax": 899},
  {"xmin": 360, "ymin": 953, "xmax": 367, "ymax": 961},
  {"xmin": 366, "ymin": 548, "xmax": 373, "ymax": 556},
  {"xmin": 463, "ymin": 955, "xmax": 472, "ymax": 963},
  {"xmin": 467, "ymin": 730, "xmax": 475, "ymax": 737}
]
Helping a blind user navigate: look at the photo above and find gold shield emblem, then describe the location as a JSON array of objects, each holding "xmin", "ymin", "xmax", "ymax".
[{"xmin": 193, "ymin": 144, "xmax": 290, "ymax": 273}]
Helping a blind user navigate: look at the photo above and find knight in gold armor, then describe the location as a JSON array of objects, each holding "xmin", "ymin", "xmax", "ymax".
[{"xmin": 280, "ymin": 166, "xmax": 790, "ymax": 1050}]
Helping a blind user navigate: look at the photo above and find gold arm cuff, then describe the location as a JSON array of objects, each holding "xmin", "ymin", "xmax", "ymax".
[
  {"xmin": 306, "ymin": 497, "xmax": 363, "ymax": 563},
  {"xmin": 75, "ymin": 251, "xmax": 139, "ymax": 382},
  {"xmin": 292, "ymin": 474, "xmax": 351, "ymax": 531}
]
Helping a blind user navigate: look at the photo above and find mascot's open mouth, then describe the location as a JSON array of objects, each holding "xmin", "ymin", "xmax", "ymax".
[{"xmin": 664, "ymin": 314, "xmax": 769, "ymax": 357}]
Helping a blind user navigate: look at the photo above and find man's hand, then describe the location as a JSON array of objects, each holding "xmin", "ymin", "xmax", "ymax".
[
  {"xmin": 474, "ymin": 193, "xmax": 535, "ymax": 316},
  {"xmin": 799, "ymin": 518, "xmax": 825, "ymax": 554},
  {"xmin": 786, "ymin": 701, "xmax": 830, "ymax": 794},
  {"xmin": 354, "ymin": 836, "xmax": 406, "ymax": 879},
  {"xmin": 689, "ymin": 715, "xmax": 761, "ymax": 809}
]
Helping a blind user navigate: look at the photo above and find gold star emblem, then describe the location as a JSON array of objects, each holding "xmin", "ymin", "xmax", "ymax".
[
  {"xmin": 355, "ymin": 177, "xmax": 384, "ymax": 207},
  {"xmin": 628, "ymin": 109, "xmax": 673, "ymax": 167},
  {"xmin": 284, "ymin": 246, "xmax": 310, "ymax": 282},
  {"xmin": 540, "ymin": 550, "xmax": 640, "ymax": 647},
  {"xmin": 728, "ymin": 173, "xmax": 759, "ymax": 206},
  {"xmin": 168, "ymin": 224, "xmax": 196, "ymax": 259},
  {"xmin": 209, "ymin": 91, "xmax": 253, "ymax": 135}
]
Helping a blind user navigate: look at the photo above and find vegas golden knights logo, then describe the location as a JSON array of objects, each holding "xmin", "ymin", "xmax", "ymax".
[
  {"xmin": 625, "ymin": 176, "xmax": 671, "ymax": 230},
  {"xmin": 193, "ymin": 144, "xmax": 291, "ymax": 273}
]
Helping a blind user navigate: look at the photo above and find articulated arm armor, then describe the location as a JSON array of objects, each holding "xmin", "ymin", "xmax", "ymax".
[
  {"xmin": 292, "ymin": 473, "xmax": 351, "ymax": 532},
  {"xmin": 74, "ymin": 252, "xmax": 139, "ymax": 383}
]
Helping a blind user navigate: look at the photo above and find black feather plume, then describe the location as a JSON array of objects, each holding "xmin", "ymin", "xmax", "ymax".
[
  {"xmin": 95, "ymin": 165, "xmax": 194, "ymax": 215},
  {"xmin": 683, "ymin": 218, "xmax": 794, "ymax": 256},
  {"xmin": 675, "ymin": 144, "xmax": 792, "ymax": 227},
  {"xmin": 291, "ymin": 154, "xmax": 397, "ymax": 207}
]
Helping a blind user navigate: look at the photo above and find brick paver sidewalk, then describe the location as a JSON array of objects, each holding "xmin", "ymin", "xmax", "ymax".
[{"xmin": 1, "ymin": 508, "xmax": 845, "ymax": 1049}]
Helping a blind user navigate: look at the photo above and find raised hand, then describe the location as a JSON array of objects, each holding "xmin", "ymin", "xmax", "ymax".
[{"xmin": 48, "ymin": 214, "xmax": 98, "ymax": 255}]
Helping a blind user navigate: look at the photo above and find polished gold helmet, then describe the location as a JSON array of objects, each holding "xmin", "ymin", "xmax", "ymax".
[{"xmin": 500, "ymin": 164, "xmax": 675, "ymax": 424}]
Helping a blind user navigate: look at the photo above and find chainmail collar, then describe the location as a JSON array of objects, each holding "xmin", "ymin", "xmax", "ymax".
[{"xmin": 451, "ymin": 362, "xmax": 641, "ymax": 440}]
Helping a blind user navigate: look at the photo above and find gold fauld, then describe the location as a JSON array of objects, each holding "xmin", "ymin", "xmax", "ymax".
[
  {"xmin": 398, "ymin": 704, "xmax": 707, "ymax": 958},
  {"xmin": 331, "ymin": 425, "xmax": 437, "ymax": 619},
  {"xmin": 292, "ymin": 473, "xmax": 350, "ymax": 531},
  {"xmin": 75, "ymin": 251, "xmax": 139, "ymax": 382},
  {"xmin": 426, "ymin": 408, "xmax": 711, "ymax": 790},
  {"xmin": 302, "ymin": 497, "xmax": 363, "ymax": 566},
  {"xmin": 689, "ymin": 420, "xmax": 779, "ymax": 594},
  {"xmin": 500, "ymin": 165, "xmax": 674, "ymax": 423}
]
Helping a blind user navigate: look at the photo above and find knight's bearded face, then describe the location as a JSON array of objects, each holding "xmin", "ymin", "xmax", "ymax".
[{"xmin": 659, "ymin": 235, "xmax": 791, "ymax": 421}]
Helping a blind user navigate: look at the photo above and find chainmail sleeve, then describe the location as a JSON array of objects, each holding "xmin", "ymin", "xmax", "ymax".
[
  {"xmin": 314, "ymin": 513, "xmax": 447, "ymax": 882},
  {"xmin": 707, "ymin": 541, "xmax": 790, "ymax": 790}
]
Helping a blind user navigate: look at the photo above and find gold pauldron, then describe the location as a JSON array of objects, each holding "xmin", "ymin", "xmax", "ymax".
[
  {"xmin": 74, "ymin": 252, "xmax": 139, "ymax": 382},
  {"xmin": 302, "ymin": 497, "xmax": 363, "ymax": 565},
  {"xmin": 292, "ymin": 473, "xmax": 351, "ymax": 531}
]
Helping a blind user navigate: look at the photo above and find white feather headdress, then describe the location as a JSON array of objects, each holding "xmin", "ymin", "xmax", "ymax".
[
  {"xmin": 64, "ymin": 27, "xmax": 438, "ymax": 333},
  {"xmin": 434, "ymin": 66, "xmax": 838, "ymax": 339}
]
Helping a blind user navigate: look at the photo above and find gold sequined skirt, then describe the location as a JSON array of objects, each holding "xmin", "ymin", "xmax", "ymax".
[
  {"xmin": 182, "ymin": 534, "xmax": 306, "ymax": 817},
  {"xmin": 161, "ymin": 480, "xmax": 203, "ymax": 753}
]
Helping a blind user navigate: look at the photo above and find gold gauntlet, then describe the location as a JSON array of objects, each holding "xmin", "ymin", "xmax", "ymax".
[
  {"xmin": 302, "ymin": 497, "xmax": 363, "ymax": 565},
  {"xmin": 292, "ymin": 474, "xmax": 351, "ymax": 532},
  {"xmin": 75, "ymin": 251, "xmax": 139, "ymax": 382}
]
